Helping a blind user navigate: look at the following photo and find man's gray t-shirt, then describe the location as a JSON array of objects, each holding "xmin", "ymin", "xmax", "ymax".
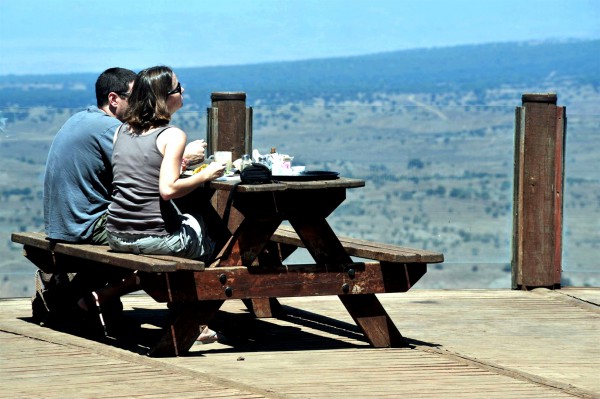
[{"xmin": 44, "ymin": 106, "xmax": 118, "ymax": 242}]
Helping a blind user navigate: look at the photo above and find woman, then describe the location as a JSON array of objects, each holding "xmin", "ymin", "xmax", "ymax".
[
  {"xmin": 79, "ymin": 66, "xmax": 226, "ymax": 342},
  {"xmin": 106, "ymin": 66, "xmax": 225, "ymax": 257}
]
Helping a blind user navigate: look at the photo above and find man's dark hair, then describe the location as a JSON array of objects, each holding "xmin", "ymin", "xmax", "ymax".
[{"xmin": 95, "ymin": 67, "xmax": 137, "ymax": 108}]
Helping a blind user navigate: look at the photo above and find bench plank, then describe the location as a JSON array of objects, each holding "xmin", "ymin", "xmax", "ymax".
[
  {"xmin": 11, "ymin": 232, "xmax": 205, "ymax": 273},
  {"xmin": 272, "ymin": 225, "xmax": 444, "ymax": 263}
]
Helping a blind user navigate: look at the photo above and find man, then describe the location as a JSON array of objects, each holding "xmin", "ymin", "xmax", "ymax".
[
  {"xmin": 44, "ymin": 68, "xmax": 136, "ymax": 244},
  {"xmin": 36, "ymin": 68, "xmax": 137, "ymax": 327}
]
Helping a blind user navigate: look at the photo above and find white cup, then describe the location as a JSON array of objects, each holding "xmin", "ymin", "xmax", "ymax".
[{"xmin": 210, "ymin": 151, "xmax": 233, "ymax": 172}]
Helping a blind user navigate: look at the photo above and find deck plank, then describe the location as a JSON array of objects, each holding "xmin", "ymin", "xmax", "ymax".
[{"xmin": 1, "ymin": 289, "xmax": 598, "ymax": 398}]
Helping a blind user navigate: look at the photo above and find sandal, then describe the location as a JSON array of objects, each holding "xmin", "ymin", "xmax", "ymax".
[
  {"xmin": 77, "ymin": 291, "xmax": 107, "ymax": 337},
  {"xmin": 196, "ymin": 325, "xmax": 226, "ymax": 344}
]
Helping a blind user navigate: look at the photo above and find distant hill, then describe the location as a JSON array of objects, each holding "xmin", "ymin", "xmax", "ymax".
[{"xmin": 0, "ymin": 39, "xmax": 598, "ymax": 108}]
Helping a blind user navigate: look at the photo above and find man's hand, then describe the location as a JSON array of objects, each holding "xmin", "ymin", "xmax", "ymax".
[{"xmin": 183, "ymin": 140, "xmax": 207, "ymax": 166}]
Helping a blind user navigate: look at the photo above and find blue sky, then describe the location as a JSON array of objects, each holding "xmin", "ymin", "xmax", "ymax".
[{"xmin": 1, "ymin": 0, "xmax": 598, "ymax": 76}]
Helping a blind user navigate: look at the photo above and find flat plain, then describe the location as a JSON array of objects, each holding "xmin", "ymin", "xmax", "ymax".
[{"xmin": 1, "ymin": 85, "xmax": 599, "ymax": 297}]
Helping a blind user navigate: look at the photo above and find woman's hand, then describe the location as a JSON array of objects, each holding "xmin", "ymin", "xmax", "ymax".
[
  {"xmin": 157, "ymin": 128, "xmax": 228, "ymax": 200},
  {"xmin": 201, "ymin": 161, "xmax": 227, "ymax": 180}
]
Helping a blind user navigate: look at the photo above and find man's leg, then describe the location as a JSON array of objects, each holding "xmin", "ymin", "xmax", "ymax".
[{"xmin": 89, "ymin": 212, "xmax": 109, "ymax": 245}]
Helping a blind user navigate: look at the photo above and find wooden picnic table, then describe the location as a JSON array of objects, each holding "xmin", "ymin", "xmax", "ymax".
[{"xmin": 13, "ymin": 175, "xmax": 444, "ymax": 357}]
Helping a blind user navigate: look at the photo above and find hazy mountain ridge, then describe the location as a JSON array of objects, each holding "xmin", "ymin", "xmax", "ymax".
[{"xmin": 1, "ymin": 39, "xmax": 598, "ymax": 109}]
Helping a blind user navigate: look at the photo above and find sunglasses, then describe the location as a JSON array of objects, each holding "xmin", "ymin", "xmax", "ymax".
[{"xmin": 167, "ymin": 82, "xmax": 182, "ymax": 96}]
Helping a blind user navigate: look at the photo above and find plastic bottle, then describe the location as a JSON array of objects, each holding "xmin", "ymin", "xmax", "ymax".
[{"xmin": 241, "ymin": 154, "xmax": 252, "ymax": 170}]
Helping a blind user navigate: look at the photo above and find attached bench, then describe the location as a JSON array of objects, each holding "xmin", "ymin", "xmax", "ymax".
[
  {"xmin": 272, "ymin": 224, "xmax": 443, "ymax": 264},
  {"xmin": 12, "ymin": 228, "xmax": 444, "ymax": 357},
  {"xmin": 12, "ymin": 231, "xmax": 206, "ymax": 274}
]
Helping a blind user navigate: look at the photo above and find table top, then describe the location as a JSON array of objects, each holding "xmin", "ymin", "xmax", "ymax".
[{"xmin": 207, "ymin": 176, "xmax": 365, "ymax": 192}]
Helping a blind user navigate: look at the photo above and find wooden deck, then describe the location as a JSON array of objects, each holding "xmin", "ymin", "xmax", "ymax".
[{"xmin": 1, "ymin": 288, "xmax": 598, "ymax": 398}]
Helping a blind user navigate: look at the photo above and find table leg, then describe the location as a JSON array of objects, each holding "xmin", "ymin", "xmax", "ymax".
[
  {"xmin": 239, "ymin": 241, "xmax": 288, "ymax": 317},
  {"xmin": 289, "ymin": 217, "xmax": 352, "ymax": 267},
  {"xmin": 147, "ymin": 299, "xmax": 223, "ymax": 357},
  {"xmin": 242, "ymin": 298, "xmax": 285, "ymax": 318},
  {"xmin": 338, "ymin": 294, "xmax": 407, "ymax": 348}
]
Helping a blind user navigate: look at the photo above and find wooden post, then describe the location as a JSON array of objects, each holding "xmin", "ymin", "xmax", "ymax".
[
  {"xmin": 206, "ymin": 92, "xmax": 252, "ymax": 159},
  {"xmin": 512, "ymin": 93, "xmax": 566, "ymax": 290},
  {"xmin": 206, "ymin": 92, "xmax": 253, "ymax": 231}
]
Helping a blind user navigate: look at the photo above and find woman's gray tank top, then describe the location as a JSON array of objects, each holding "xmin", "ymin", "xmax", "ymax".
[{"xmin": 107, "ymin": 124, "xmax": 179, "ymax": 236}]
